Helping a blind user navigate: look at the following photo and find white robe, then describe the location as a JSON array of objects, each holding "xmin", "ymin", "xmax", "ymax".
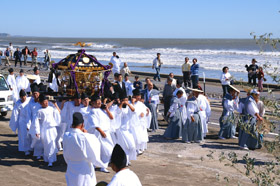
[
  {"xmin": 9, "ymin": 97, "xmax": 31, "ymax": 152},
  {"xmin": 61, "ymin": 101, "xmax": 83, "ymax": 131},
  {"xmin": 117, "ymin": 106, "xmax": 137, "ymax": 162},
  {"xmin": 109, "ymin": 104, "xmax": 122, "ymax": 145},
  {"xmin": 16, "ymin": 75, "xmax": 30, "ymax": 95},
  {"xmin": 123, "ymin": 80, "xmax": 134, "ymax": 97},
  {"xmin": 63, "ymin": 128, "xmax": 105, "ymax": 186},
  {"xmin": 30, "ymin": 106, "xmax": 61, "ymax": 163},
  {"xmin": 49, "ymin": 73, "xmax": 59, "ymax": 92},
  {"xmin": 7, "ymin": 74, "xmax": 18, "ymax": 103},
  {"xmin": 108, "ymin": 168, "xmax": 142, "ymax": 186},
  {"xmin": 197, "ymin": 94, "xmax": 211, "ymax": 137},
  {"xmin": 110, "ymin": 56, "xmax": 122, "ymax": 74},
  {"xmin": 89, "ymin": 108, "xmax": 114, "ymax": 167},
  {"xmin": 34, "ymin": 74, "xmax": 41, "ymax": 84},
  {"xmin": 133, "ymin": 101, "xmax": 149, "ymax": 151}
]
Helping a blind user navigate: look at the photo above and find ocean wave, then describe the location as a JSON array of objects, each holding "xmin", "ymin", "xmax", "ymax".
[{"xmin": 26, "ymin": 41, "xmax": 42, "ymax": 44}]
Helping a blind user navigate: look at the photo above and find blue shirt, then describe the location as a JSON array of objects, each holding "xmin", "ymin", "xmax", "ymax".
[{"xmin": 191, "ymin": 63, "xmax": 199, "ymax": 76}]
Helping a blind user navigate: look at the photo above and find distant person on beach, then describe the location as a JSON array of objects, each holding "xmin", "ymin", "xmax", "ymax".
[
  {"xmin": 7, "ymin": 68, "xmax": 18, "ymax": 103},
  {"xmin": 190, "ymin": 58, "xmax": 199, "ymax": 89},
  {"xmin": 133, "ymin": 76, "xmax": 142, "ymax": 90},
  {"xmin": 163, "ymin": 77, "xmax": 176, "ymax": 117},
  {"xmin": 8, "ymin": 43, "xmax": 14, "ymax": 60},
  {"xmin": 245, "ymin": 58, "xmax": 259, "ymax": 86},
  {"xmin": 120, "ymin": 62, "xmax": 131, "ymax": 77},
  {"xmin": 182, "ymin": 57, "xmax": 191, "ymax": 87},
  {"xmin": 4, "ymin": 48, "xmax": 10, "ymax": 66},
  {"xmin": 31, "ymin": 48, "xmax": 38, "ymax": 67},
  {"xmin": 152, "ymin": 53, "xmax": 163, "ymax": 82},
  {"xmin": 220, "ymin": 66, "xmax": 231, "ymax": 97},
  {"xmin": 14, "ymin": 48, "xmax": 22, "ymax": 67},
  {"xmin": 110, "ymin": 52, "xmax": 122, "ymax": 75},
  {"xmin": 257, "ymin": 66, "xmax": 264, "ymax": 92},
  {"xmin": 33, "ymin": 67, "xmax": 41, "ymax": 84},
  {"xmin": 22, "ymin": 46, "xmax": 30, "ymax": 66},
  {"xmin": 16, "ymin": 69, "xmax": 30, "ymax": 95},
  {"xmin": 44, "ymin": 50, "xmax": 51, "ymax": 70}
]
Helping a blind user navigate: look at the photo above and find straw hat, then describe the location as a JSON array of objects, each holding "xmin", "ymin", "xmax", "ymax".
[
  {"xmin": 187, "ymin": 87, "xmax": 204, "ymax": 93},
  {"xmin": 26, "ymin": 74, "xmax": 37, "ymax": 80},
  {"xmin": 229, "ymin": 85, "xmax": 240, "ymax": 93}
]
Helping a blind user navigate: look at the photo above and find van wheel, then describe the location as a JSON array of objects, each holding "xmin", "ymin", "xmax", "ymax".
[{"xmin": 1, "ymin": 112, "xmax": 7, "ymax": 117}]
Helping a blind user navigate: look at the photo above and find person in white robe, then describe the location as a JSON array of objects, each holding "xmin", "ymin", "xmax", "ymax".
[
  {"xmin": 49, "ymin": 71, "xmax": 61, "ymax": 92},
  {"xmin": 63, "ymin": 112, "xmax": 105, "ymax": 186},
  {"xmin": 110, "ymin": 52, "xmax": 122, "ymax": 75},
  {"xmin": 9, "ymin": 90, "xmax": 31, "ymax": 155},
  {"xmin": 33, "ymin": 67, "xmax": 41, "ymax": 84},
  {"xmin": 116, "ymin": 95, "xmax": 137, "ymax": 164},
  {"xmin": 16, "ymin": 69, "xmax": 30, "ymax": 96},
  {"xmin": 89, "ymin": 95, "xmax": 115, "ymax": 173},
  {"xmin": 197, "ymin": 93, "xmax": 211, "ymax": 138},
  {"xmin": 172, "ymin": 80, "xmax": 188, "ymax": 124},
  {"xmin": 7, "ymin": 68, "xmax": 18, "ymax": 103},
  {"xmin": 132, "ymin": 89, "xmax": 150, "ymax": 154},
  {"xmin": 60, "ymin": 93, "xmax": 83, "ymax": 132},
  {"xmin": 26, "ymin": 85, "xmax": 43, "ymax": 159},
  {"xmin": 107, "ymin": 144, "xmax": 142, "ymax": 186},
  {"xmin": 29, "ymin": 94, "xmax": 61, "ymax": 167}
]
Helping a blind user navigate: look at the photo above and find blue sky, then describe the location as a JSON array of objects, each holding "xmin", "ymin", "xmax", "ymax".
[{"xmin": 1, "ymin": 0, "xmax": 279, "ymax": 38}]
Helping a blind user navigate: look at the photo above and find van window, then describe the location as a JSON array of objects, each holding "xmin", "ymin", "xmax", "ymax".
[{"xmin": 0, "ymin": 77, "xmax": 9, "ymax": 90}]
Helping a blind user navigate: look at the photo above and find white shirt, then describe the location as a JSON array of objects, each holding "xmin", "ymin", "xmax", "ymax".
[
  {"xmin": 153, "ymin": 57, "xmax": 162, "ymax": 68},
  {"xmin": 108, "ymin": 168, "xmax": 142, "ymax": 186},
  {"xmin": 220, "ymin": 72, "xmax": 231, "ymax": 85},
  {"xmin": 34, "ymin": 74, "xmax": 41, "ymax": 84},
  {"xmin": 16, "ymin": 75, "xmax": 30, "ymax": 93},
  {"xmin": 110, "ymin": 56, "xmax": 122, "ymax": 74}
]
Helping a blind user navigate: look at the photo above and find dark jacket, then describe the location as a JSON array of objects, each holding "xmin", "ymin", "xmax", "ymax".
[
  {"xmin": 133, "ymin": 81, "xmax": 142, "ymax": 90},
  {"xmin": 113, "ymin": 81, "xmax": 127, "ymax": 98},
  {"xmin": 14, "ymin": 51, "xmax": 22, "ymax": 59},
  {"xmin": 22, "ymin": 48, "xmax": 30, "ymax": 55}
]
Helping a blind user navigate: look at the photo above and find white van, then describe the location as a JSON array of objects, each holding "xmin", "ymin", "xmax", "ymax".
[{"xmin": 0, "ymin": 74, "xmax": 13, "ymax": 116}]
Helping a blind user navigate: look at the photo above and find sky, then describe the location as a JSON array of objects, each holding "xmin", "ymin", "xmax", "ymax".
[{"xmin": 0, "ymin": 0, "xmax": 279, "ymax": 38}]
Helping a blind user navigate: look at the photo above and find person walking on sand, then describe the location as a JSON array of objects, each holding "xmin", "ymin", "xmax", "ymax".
[
  {"xmin": 14, "ymin": 48, "xmax": 22, "ymax": 67},
  {"xmin": 31, "ymin": 48, "xmax": 38, "ymax": 67},
  {"xmin": 220, "ymin": 66, "xmax": 231, "ymax": 97},
  {"xmin": 257, "ymin": 66, "xmax": 264, "ymax": 92},
  {"xmin": 44, "ymin": 50, "xmax": 51, "ymax": 70},
  {"xmin": 190, "ymin": 58, "xmax": 199, "ymax": 89},
  {"xmin": 120, "ymin": 62, "xmax": 131, "ymax": 77},
  {"xmin": 4, "ymin": 48, "xmax": 11, "ymax": 66},
  {"xmin": 152, "ymin": 53, "xmax": 163, "ymax": 82},
  {"xmin": 182, "ymin": 57, "xmax": 191, "ymax": 88},
  {"xmin": 22, "ymin": 46, "xmax": 30, "ymax": 66},
  {"xmin": 8, "ymin": 43, "xmax": 14, "ymax": 60}
]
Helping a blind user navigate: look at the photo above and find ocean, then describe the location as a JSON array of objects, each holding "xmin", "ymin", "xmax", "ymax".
[{"xmin": 0, "ymin": 37, "xmax": 279, "ymax": 84}]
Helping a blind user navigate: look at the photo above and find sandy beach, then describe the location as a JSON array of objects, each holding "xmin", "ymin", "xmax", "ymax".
[{"xmin": 0, "ymin": 64, "xmax": 279, "ymax": 186}]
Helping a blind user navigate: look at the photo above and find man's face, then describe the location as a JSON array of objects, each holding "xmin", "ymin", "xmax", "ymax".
[
  {"xmin": 94, "ymin": 99, "xmax": 102, "ymax": 108},
  {"xmin": 177, "ymin": 93, "xmax": 183, "ymax": 99},
  {"xmin": 33, "ymin": 92, "xmax": 40, "ymax": 100},
  {"xmin": 17, "ymin": 48, "xmax": 19, "ymax": 51},
  {"xmin": 40, "ymin": 100, "xmax": 48, "ymax": 108},
  {"xmin": 20, "ymin": 96, "xmax": 27, "ymax": 103},
  {"xmin": 118, "ymin": 75, "xmax": 122, "ymax": 82},
  {"xmin": 113, "ymin": 52, "xmax": 116, "ymax": 56},
  {"xmin": 170, "ymin": 73, "xmax": 174, "ymax": 78},
  {"xmin": 157, "ymin": 54, "xmax": 161, "ymax": 58},
  {"xmin": 35, "ymin": 70, "xmax": 39, "ymax": 75},
  {"xmin": 167, "ymin": 80, "xmax": 172, "ymax": 85},
  {"xmin": 193, "ymin": 59, "xmax": 197, "ymax": 64},
  {"xmin": 135, "ymin": 95, "xmax": 141, "ymax": 101},
  {"xmin": 74, "ymin": 98, "xmax": 81, "ymax": 106},
  {"xmin": 34, "ymin": 48, "xmax": 37, "ymax": 51},
  {"xmin": 185, "ymin": 58, "xmax": 189, "ymax": 62},
  {"xmin": 20, "ymin": 72, "xmax": 24, "ymax": 76},
  {"xmin": 82, "ymin": 98, "xmax": 89, "ymax": 107},
  {"xmin": 145, "ymin": 79, "xmax": 151, "ymax": 84}
]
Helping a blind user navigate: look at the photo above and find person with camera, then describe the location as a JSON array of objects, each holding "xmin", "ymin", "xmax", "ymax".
[
  {"xmin": 89, "ymin": 94, "xmax": 114, "ymax": 173},
  {"xmin": 245, "ymin": 58, "xmax": 259, "ymax": 86},
  {"xmin": 152, "ymin": 53, "xmax": 163, "ymax": 81}
]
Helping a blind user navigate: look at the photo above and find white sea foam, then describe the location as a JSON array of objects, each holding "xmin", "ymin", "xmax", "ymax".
[{"xmin": 26, "ymin": 41, "xmax": 42, "ymax": 44}]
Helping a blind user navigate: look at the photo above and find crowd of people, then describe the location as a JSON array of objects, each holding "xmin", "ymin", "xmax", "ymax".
[
  {"xmin": 0, "ymin": 43, "xmax": 52, "ymax": 69},
  {"xmin": 5, "ymin": 49, "xmax": 267, "ymax": 185}
]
